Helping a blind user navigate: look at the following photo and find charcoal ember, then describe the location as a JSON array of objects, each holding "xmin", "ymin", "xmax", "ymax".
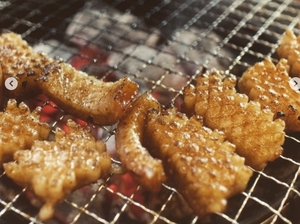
[
  {"xmin": 106, "ymin": 173, "xmax": 193, "ymax": 224},
  {"xmin": 165, "ymin": 27, "xmax": 233, "ymax": 72},
  {"xmin": 65, "ymin": 1, "xmax": 163, "ymax": 88},
  {"xmin": 65, "ymin": 1, "xmax": 160, "ymax": 50},
  {"xmin": 33, "ymin": 41, "xmax": 112, "ymax": 79},
  {"xmin": 108, "ymin": 27, "xmax": 232, "ymax": 103},
  {"xmin": 54, "ymin": 183, "xmax": 107, "ymax": 224},
  {"xmin": 107, "ymin": 173, "xmax": 153, "ymax": 223},
  {"xmin": 33, "ymin": 39, "xmax": 77, "ymax": 61},
  {"xmin": 107, "ymin": 44, "xmax": 189, "ymax": 97},
  {"xmin": 65, "ymin": 2, "xmax": 233, "ymax": 104}
]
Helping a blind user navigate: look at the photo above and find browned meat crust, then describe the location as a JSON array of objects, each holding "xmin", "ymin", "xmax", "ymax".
[
  {"xmin": 0, "ymin": 32, "xmax": 138, "ymax": 125},
  {"xmin": 144, "ymin": 107, "xmax": 252, "ymax": 217},
  {"xmin": 115, "ymin": 93, "xmax": 166, "ymax": 192},
  {"xmin": 277, "ymin": 29, "xmax": 300, "ymax": 77},
  {"xmin": 0, "ymin": 64, "xmax": 3, "ymax": 107},
  {"xmin": 182, "ymin": 71, "xmax": 285, "ymax": 170},
  {"xmin": 239, "ymin": 58, "xmax": 300, "ymax": 132},
  {"xmin": 3, "ymin": 120, "xmax": 111, "ymax": 221},
  {"xmin": 0, "ymin": 99, "xmax": 50, "ymax": 164}
]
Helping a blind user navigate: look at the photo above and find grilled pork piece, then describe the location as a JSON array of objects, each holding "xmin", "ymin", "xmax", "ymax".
[
  {"xmin": 239, "ymin": 58, "xmax": 300, "ymax": 132},
  {"xmin": 4, "ymin": 120, "xmax": 111, "ymax": 221},
  {"xmin": 116, "ymin": 93, "xmax": 166, "ymax": 192},
  {"xmin": 277, "ymin": 29, "xmax": 300, "ymax": 77},
  {"xmin": 145, "ymin": 107, "xmax": 252, "ymax": 218},
  {"xmin": 0, "ymin": 99, "xmax": 50, "ymax": 164},
  {"xmin": 0, "ymin": 64, "xmax": 3, "ymax": 107},
  {"xmin": 182, "ymin": 71, "xmax": 285, "ymax": 170},
  {"xmin": 0, "ymin": 32, "xmax": 138, "ymax": 126}
]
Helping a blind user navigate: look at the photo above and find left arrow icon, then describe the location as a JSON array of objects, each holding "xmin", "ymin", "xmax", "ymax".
[{"xmin": 4, "ymin": 77, "xmax": 18, "ymax": 90}]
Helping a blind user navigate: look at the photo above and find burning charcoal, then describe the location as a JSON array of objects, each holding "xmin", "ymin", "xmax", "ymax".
[
  {"xmin": 65, "ymin": 1, "xmax": 160, "ymax": 50},
  {"xmin": 107, "ymin": 173, "xmax": 152, "ymax": 223},
  {"xmin": 33, "ymin": 39, "xmax": 77, "ymax": 61},
  {"xmin": 165, "ymin": 27, "xmax": 233, "ymax": 72},
  {"xmin": 108, "ymin": 27, "xmax": 233, "ymax": 103},
  {"xmin": 108, "ymin": 44, "xmax": 189, "ymax": 98},
  {"xmin": 65, "ymin": 2, "xmax": 234, "ymax": 105}
]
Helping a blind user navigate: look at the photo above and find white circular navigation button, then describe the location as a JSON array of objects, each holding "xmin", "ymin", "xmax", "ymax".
[
  {"xmin": 289, "ymin": 77, "xmax": 300, "ymax": 91},
  {"xmin": 4, "ymin": 77, "xmax": 18, "ymax": 90}
]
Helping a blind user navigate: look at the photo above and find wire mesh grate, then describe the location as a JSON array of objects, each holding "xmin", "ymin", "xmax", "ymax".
[{"xmin": 1, "ymin": 0, "xmax": 300, "ymax": 223}]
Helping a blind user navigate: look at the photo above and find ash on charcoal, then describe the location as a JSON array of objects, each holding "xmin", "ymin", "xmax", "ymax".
[
  {"xmin": 64, "ymin": 1, "xmax": 234, "ymax": 104},
  {"xmin": 33, "ymin": 39, "xmax": 77, "ymax": 61},
  {"xmin": 65, "ymin": 1, "xmax": 160, "ymax": 50}
]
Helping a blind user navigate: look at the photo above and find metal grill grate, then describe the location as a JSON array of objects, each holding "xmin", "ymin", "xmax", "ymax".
[{"xmin": 1, "ymin": 0, "xmax": 300, "ymax": 223}]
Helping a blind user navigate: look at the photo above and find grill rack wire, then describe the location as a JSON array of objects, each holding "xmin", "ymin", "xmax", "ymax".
[{"xmin": 1, "ymin": 0, "xmax": 300, "ymax": 223}]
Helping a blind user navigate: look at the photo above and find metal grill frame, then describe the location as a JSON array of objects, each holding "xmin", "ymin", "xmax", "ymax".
[{"xmin": 1, "ymin": 0, "xmax": 300, "ymax": 223}]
